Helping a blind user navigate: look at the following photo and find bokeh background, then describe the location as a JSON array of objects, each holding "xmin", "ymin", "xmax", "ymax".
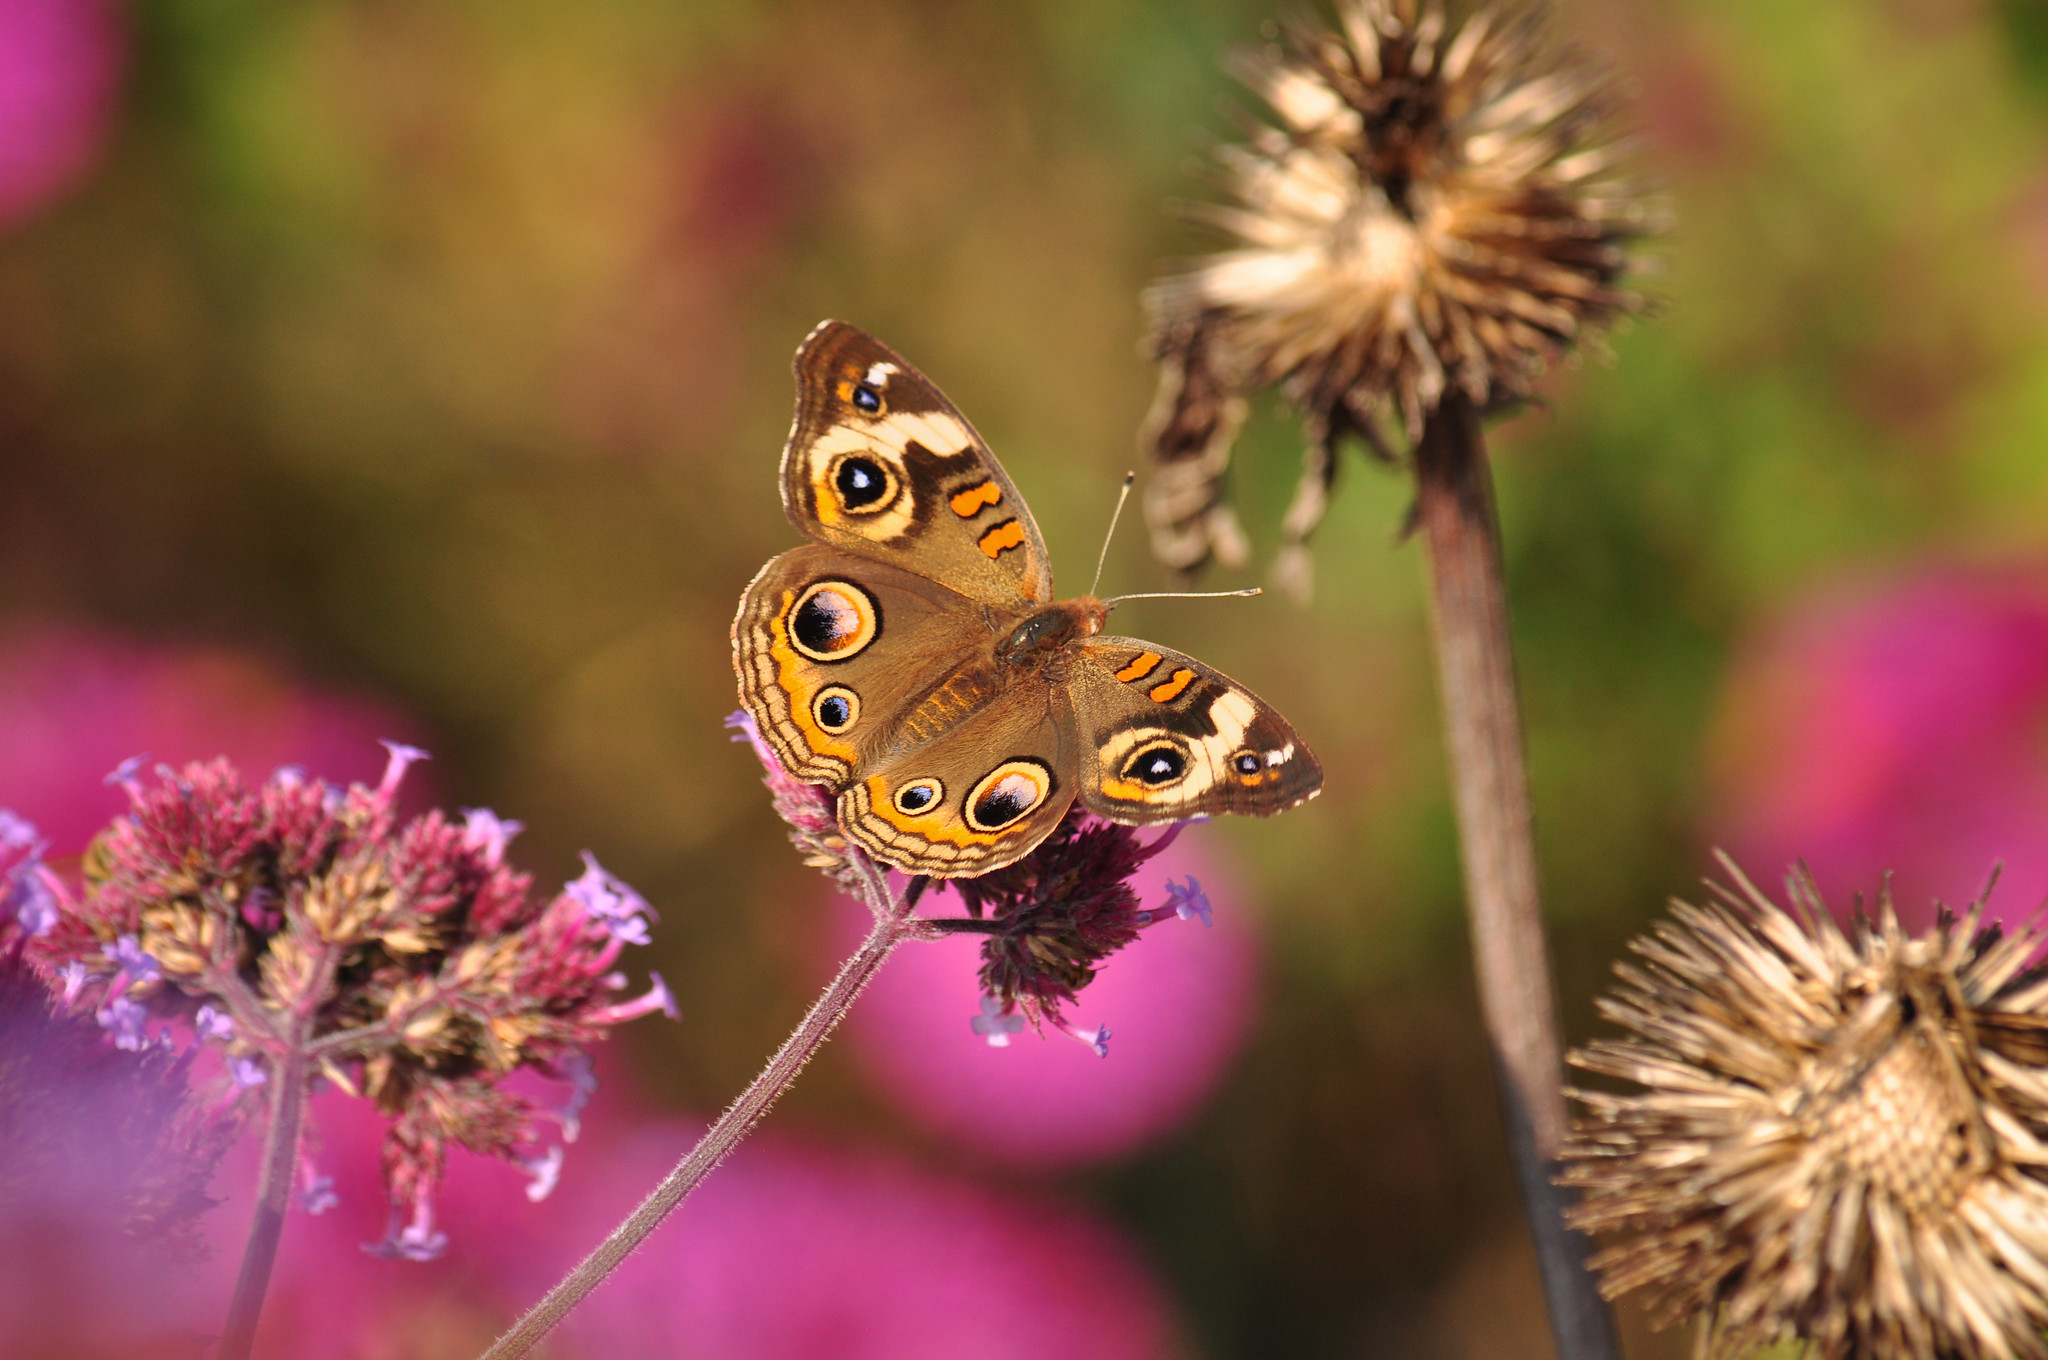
[{"xmin": 6, "ymin": 0, "xmax": 2048, "ymax": 1356}]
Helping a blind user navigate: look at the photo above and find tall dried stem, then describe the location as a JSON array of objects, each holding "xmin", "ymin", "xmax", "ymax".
[{"xmin": 1413, "ymin": 392, "xmax": 1617, "ymax": 1360}]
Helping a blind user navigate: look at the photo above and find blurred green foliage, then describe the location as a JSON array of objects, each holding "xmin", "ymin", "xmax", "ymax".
[{"xmin": 6, "ymin": 0, "xmax": 2048, "ymax": 1355}]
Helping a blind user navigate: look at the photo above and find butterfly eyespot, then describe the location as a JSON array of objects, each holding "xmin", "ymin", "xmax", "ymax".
[
  {"xmin": 813, "ymin": 686, "xmax": 860, "ymax": 734},
  {"xmin": 965, "ymin": 760, "xmax": 1052, "ymax": 832},
  {"xmin": 851, "ymin": 384, "xmax": 882, "ymax": 414},
  {"xmin": 893, "ymin": 779, "xmax": 942, "ymax": 815},
  {"xmin": 789, "ymin": 581, "xmax": 879, "ymax": 662},
  {"xmin": 1233, "ymin": 751, "xmax": 1262, "ymax": 775},
  {"xmin": 832, "ymin": 455, "xmax": 894, "ymax": 512},
  {"xmin": 1122, "ymin": 740, "xmax": 1188, "ymax": 788}
]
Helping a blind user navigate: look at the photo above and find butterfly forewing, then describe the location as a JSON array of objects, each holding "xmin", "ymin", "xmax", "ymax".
[{"xmin": 782, "ymin": 322, "xmax": 1053, "ymax": 610}]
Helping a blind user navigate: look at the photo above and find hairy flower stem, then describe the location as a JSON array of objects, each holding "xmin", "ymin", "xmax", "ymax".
[
  {"xmin": 1413, "ymin": 393, "xmax": 1618, "ymax": 1360},
  {"xmin": 217, "ymin": 1045, "xmax": 311, "ymax": 1360},
  {"xmin": 478, "ymin": 857, "xmax": 914, "ymax": 1360}
]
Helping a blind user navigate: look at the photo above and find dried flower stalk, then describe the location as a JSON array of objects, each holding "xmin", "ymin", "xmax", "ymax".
[{"xmin": 1141, "ymin": 5, "xmax": 1661, "ymax": 1356}]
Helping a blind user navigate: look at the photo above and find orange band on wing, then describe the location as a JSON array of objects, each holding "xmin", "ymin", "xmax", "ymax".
[
  {"xmin": 978, "ymin": 521, "xmax": 1026, "ymax": 558},
  {"xmin": 860, "ymin": 776, "xmax": 1003, "ymax": 847},
  {"xmin": 1148, "ymin": 668, "xmax": 1197, "ymax": 703},
  {"xmin": 1116, "ymin": 652, "xmax": 1163, "ymax": 683},
  {"xmin": 949, "ymin": 481, "xmax": 1001, "ymax": 517}
]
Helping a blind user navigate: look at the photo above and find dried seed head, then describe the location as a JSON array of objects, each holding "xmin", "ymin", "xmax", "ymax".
[
  {"xmin": 1562, "ymin": 857, "xmax": 2048, "ymax": 1360},
  {"xmin": 1143, "ymin": 0, "xmax": 1661, "ymax": 587}
]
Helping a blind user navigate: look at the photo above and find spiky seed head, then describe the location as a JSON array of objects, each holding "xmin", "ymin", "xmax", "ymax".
[
  {"xmin": 1142, "ymin": 0, "xmax": 1661, "ymax": 586},
  {"xmin": 1562, "ymin": 857, "xmax": 2048, "ymax": 1360}
]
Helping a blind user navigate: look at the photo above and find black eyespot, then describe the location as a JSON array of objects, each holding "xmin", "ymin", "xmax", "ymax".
[
  {"xmin": 851, "ymin": 384, "xmax": 882, "ymax": 414},
  {"xmin": 964, "ymin": 762, "xmax": 1051, "ymax": 831},
  {"xmin": 1234, "ymin": 752, "xmax": 1262, "ymax": 775},
  {"xmin": 789, "ymin": 582, "xmax": 877, "ymax": 662},
  {"xmin": 894, "ymin": 780, "xmax": 940, "ymax": 814},
  {"xmin": 834, "ymin": 456, "xmax": 890, "ymax": 509},
  {"xmin": 973, "ymin": 783, "xmax": 1032, "ymax": 828},
  {"xmin": 1124, "ymin": 744, "xmax": 1187, "ymax": 787},
  {"xmin": 814, "ymin": 687, "xmax": 859, "ymax": 733}
]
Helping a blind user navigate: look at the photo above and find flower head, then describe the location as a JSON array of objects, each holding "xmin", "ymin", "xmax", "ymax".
[
  {"xmin": 26, "ymin": 748, "xmax": 674, "ymax": 1255},
  {"xmin": 950, "ymin": 814, "xmax": 1199, "ymax": 1051},
  {"xmin": 1561, "ymin": 857, "xmax": 2048, "ymax": 1360},
  {"xmin": 1143, "ymin": 0, "xmax": 1659, "ymax": 587}
]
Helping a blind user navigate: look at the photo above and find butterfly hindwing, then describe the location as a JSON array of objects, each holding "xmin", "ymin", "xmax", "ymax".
[
  {"xmin": 835, "ymin": 688, "xmax": 1078, "ymax": 877},
  {"xmin": 732, "ymin": 545, "xmax": 991, "ymax": 787},
  {"xmin": 1069, "ymin": 637, "xmax": 1323, "ymax": 823},
  {"xmin": 781, "ymin": 321, "xmax": 1053, "ymax": 609}
]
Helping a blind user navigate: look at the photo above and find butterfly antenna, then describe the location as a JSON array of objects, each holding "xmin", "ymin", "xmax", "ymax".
[
  {"xmin": 1090, "ymin": 472, "xmax": 1137, "ymax": 598},
  {"xmin": 1101, "ymin": 588, "xmax": 1263, "ymax": 608}
]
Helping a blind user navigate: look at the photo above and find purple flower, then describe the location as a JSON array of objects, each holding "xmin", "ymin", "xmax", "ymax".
[
  {"xmin": 96, "ymin": 995, "xmax": 148, "ymax": 1051},
  {"xmin": 366, "ymin": 1201, "xmax": 448, "ymax": 1263},
  {"xmin": 836, "ymin": 834, "xmax": 1262, "ymax": 1167},
  {"xmin": 296, "ymin": 1169, "xmax": 338, "ymax": 1216},
  {"xmin": 375, "ymin": 740, "xmax": 430, "ymax": 801},
  {"xmin": 969, "ymin": 993, "xmax": 1027, "ymax": 1047},
  {"xmin": 460, "ymin": 807, "xmax": 524, "ymax": 866},
  {"xmin": 54, "ymin": 958, "xmax": 88, "ymax": 1003},
  {"xmin": 108, "ymin": 932, "xmax": 159, "ymax": 983},
  {"xmin": 948, "ymin": 812, "xmax": 1201, "ymax": 1039},
  {"xmin": 1160, "ymin": 876, "xmax": 1210, "ymax": 926},
  {"xmin": 565, "ymin": 851, "xmax": 655, "ymax": 946},
  {"xmin": 521, "ymin": 1145, "xmax": 565, "ymax": 1202},
  {"xmin": 103, "ymin": 754, "xmax": 145, "ymax": 792},
  {"xmin": 0, "ymin": 816, "xmax": 59, "ymax": 939},
  {"xmin": 192, "ymin": 1004, "xmax": 233, "ymax": 1042},
  {"xmin": 588, "ymin": 970, "xmax": 677, "ymax": 1026},
  {"xmin": 26, "ymin": 748, "xmax": 672, "ymax": 1257}
]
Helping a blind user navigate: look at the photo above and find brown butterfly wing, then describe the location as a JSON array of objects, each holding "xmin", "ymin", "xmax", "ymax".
[
  {"xmin": 733, "ymin": 545, "xmax": 995, "ymax": 787},
  {"xmin": 835, "ymin": 684, "xmax": 1079, "ymax": 877},
  {"xmin": 1068, "ymin": 637, "xmax": 1323, "ymax": 823},
  {"xmin": 781, "ymin": 321, "xmax": 1053, "ymax": 609}
]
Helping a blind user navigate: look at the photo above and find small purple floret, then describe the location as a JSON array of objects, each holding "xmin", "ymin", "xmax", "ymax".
[
  {"xmin": 103, "ymin": 755, "xmax": 146, "ymax": 791},
  {"xmin": 98, "ymin": 996, "xmax": 149, "ymax": 1051},
  {"xmin": 376, "ymin": 740, "xmax": 431, "ymax": 800},
  {"xmin": 193, "ymin": 1005, "xmax": 234, "ymax": 1042},
  {"xmin": 970, "ymin": 994, "xmax": 1027, "ymax": 1048},
  {"xmin": 566, "ymin": 852, "xmax": 655, "ymax": 946},
  {"xmin": 1162, "ymin": 876, "xmax": 1212, "ymax": 927},
  {"xmin": 553, "ymin": 1051, "xmax": 598, "ymax": 1143},
  {"xmin": 460, "ymin": 808, "xmax": 524, "ymax": 866},
  {"xmin": 230, "ymin": 1056, "xmax": 269, "ymax": 1088},
  {"xmin": 522, "ymin": 1145, "xmax": 565, "ymax": 1202},
  {"xmin": 297, "ymin": 1172, "xmax": 339, "ymax": 1216},
  {"xmin": 109, "ymin": 933, "xmax": 160, "ymax": 983}
]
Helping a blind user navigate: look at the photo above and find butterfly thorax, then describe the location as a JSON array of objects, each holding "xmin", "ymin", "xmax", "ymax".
[{"xmin": 994, "ymin": 597, "xmax": 1108, "ymax": 667}]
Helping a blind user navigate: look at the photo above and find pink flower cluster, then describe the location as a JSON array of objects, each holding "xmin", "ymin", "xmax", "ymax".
[{"xmin": 24, "ymin": 743, "xmax": 674, "ymax": 1258}]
